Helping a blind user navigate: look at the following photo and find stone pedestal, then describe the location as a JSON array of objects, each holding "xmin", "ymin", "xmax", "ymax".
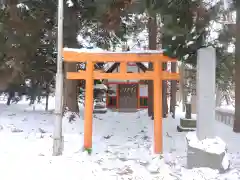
[
  {"xmin": 177, "ymin": 118, "xmax": 196, "ymax": 132},
  {"xmin": 177, "ymin": 103, "xmax": 196, "ymax": 132},
  {"xmin": 180, "ymin": 118, "xmax": 196, "ymax": 128},
  {"xmin": 186, "ymin": 132, "xmax": 230, "ymax": 172}
]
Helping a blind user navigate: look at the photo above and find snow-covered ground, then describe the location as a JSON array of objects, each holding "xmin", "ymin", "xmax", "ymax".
[{"xmin": 0, "ymin": 97, "xmax": 240, "ymax": 180}]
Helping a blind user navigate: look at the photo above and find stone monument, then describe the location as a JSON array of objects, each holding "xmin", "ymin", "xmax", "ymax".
[{"xmin": 186, "ymin": 47, "xmax": 230, "ymax": 172}]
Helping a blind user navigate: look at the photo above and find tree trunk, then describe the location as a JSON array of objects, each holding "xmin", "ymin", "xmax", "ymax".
[
  {"xmin": 179, "ymin": 63, "xmax": 186, "ymax": 111},
  {"xmin": 148, "ymin": 65, "xmax": 154, "ymax": 118},
  {"xmin": 162, "ymin": 63, "xmax": 168, "ymax": 118},
  {"xmin": 7, "ymin": 91, "xmax": 14, "ymax": 106},
  {"xmin": 215, "ymin": 85, "xmax": 222, "ymax": 107},
  {"xmin": 63, "ymin": 63, "xmax": 79, "ymax": 112},
  {"xmin": 29, "ymin": 82, "xmax": 38, "ymax": 106},
  {"xmin": 45, "ymin": 93, "xmax": 49, "ymax": 111},
  {"xmin": 161, "ymin": 33, "xmax": 168, "ymax": 117},
  {"xmin": 170, "ymin": 62, "xmax": 177, "ymax": 118},
  {"xmin": 224, "ymin": 94, "xmax": 230, "ymax": 105},
  {"xmin": 233, "ymin": 1, "xmax": 240, "ymax": 132},
  {"xmin": 63, "ymin": 6, "xmax": 80, "ymax": 113},
  {"xmin": 147, "ymin": 15, "xmax": 157, "ymax": 118}
]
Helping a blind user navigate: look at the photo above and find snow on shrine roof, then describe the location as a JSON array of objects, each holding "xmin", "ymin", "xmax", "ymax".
[
  {"xmin": 141, "ymin": 62, "xmax": 149, "ymax": 68},
  {"xmin": 94, "ymin": 84, "xmax": 108, "ymax": 90},
  {"xmin": 103, "ymin": 62, "xmax": 150, "ymax": 72},
  {"xmin": 104, "ymin": 62, "xmax": 115, "ymax": 71}
]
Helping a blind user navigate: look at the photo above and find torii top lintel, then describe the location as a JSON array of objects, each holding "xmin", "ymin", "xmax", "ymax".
[{"xmin": 63, "ymin": 48, "xmax": 177, "ymax": 63}]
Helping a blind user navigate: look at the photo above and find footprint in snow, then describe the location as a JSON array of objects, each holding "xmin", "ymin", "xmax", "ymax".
[
  {"xmin": 166, "ymin": 132, "xmax": 172, "ymax": 138},
  {"xmin": 104, "ymin": 135, "xmax": 113, "ymax": 139},
  {"xmin": 38, "ymin": 128, "xmax": 47, "ymax": 133},
  {"xmin": 116, "ymin": 166, "xmax": 133, "ymax": 175},
  {"xmin": 22, "ymin": 118, "xmax": 28, "ymax": 121},
  {"xmin": 11, "ymin": 127, "xmax": 23, "ymax": 133},
  {"xmin": 142, "ymin": 135, "xmax": 149, "ymax": 140}
]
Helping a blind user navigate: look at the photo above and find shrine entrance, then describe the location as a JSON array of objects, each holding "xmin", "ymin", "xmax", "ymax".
[
  {"xmin": 63, "ymin": 49, "xmax": 179, "ymax": 154},
  {"xmin": 118, "ymin": 84, "xmax": 138, "ymax": 110}
]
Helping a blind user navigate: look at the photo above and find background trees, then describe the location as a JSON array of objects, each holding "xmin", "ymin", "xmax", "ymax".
[{"xmin": 0, "ymin": 0, "xmax": 237, "ymax": 132}]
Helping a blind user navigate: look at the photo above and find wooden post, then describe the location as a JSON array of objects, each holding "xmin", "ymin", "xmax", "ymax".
[
  {"xmin": 84, "ymin": 61, "xmax": 94, "ymax": 149},
  {"xmin": 153, "ymin": 60, "xmax": 163, "ymax": 153}
]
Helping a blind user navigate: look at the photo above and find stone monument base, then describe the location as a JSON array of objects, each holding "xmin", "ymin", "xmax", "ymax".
[
  {"xmin": 186, "ymin": 132, "xmax": 230, "ymax": 173},
  {"xmin": 177, "ymin": 125, "xmax": 195, "ymax": 132},
  {"xmin": 177, "ymin": 118, "xmax": 196, "ymax": 132}
]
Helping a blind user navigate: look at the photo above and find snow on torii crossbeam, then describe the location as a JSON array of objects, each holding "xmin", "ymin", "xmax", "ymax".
[{"xmin": 63, "ymin": 48, "xmax": 180, "ymax": 154}]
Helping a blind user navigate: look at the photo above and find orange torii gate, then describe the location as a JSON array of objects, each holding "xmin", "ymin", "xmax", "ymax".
[{"xmin": 63, "ymin": 48, "xmax": 179, "ymax": 154}]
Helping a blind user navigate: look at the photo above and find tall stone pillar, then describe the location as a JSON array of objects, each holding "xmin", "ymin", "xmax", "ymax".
[{"xmin": 196, "ymin": 47, "xmax": 216, "ymax": 140}]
